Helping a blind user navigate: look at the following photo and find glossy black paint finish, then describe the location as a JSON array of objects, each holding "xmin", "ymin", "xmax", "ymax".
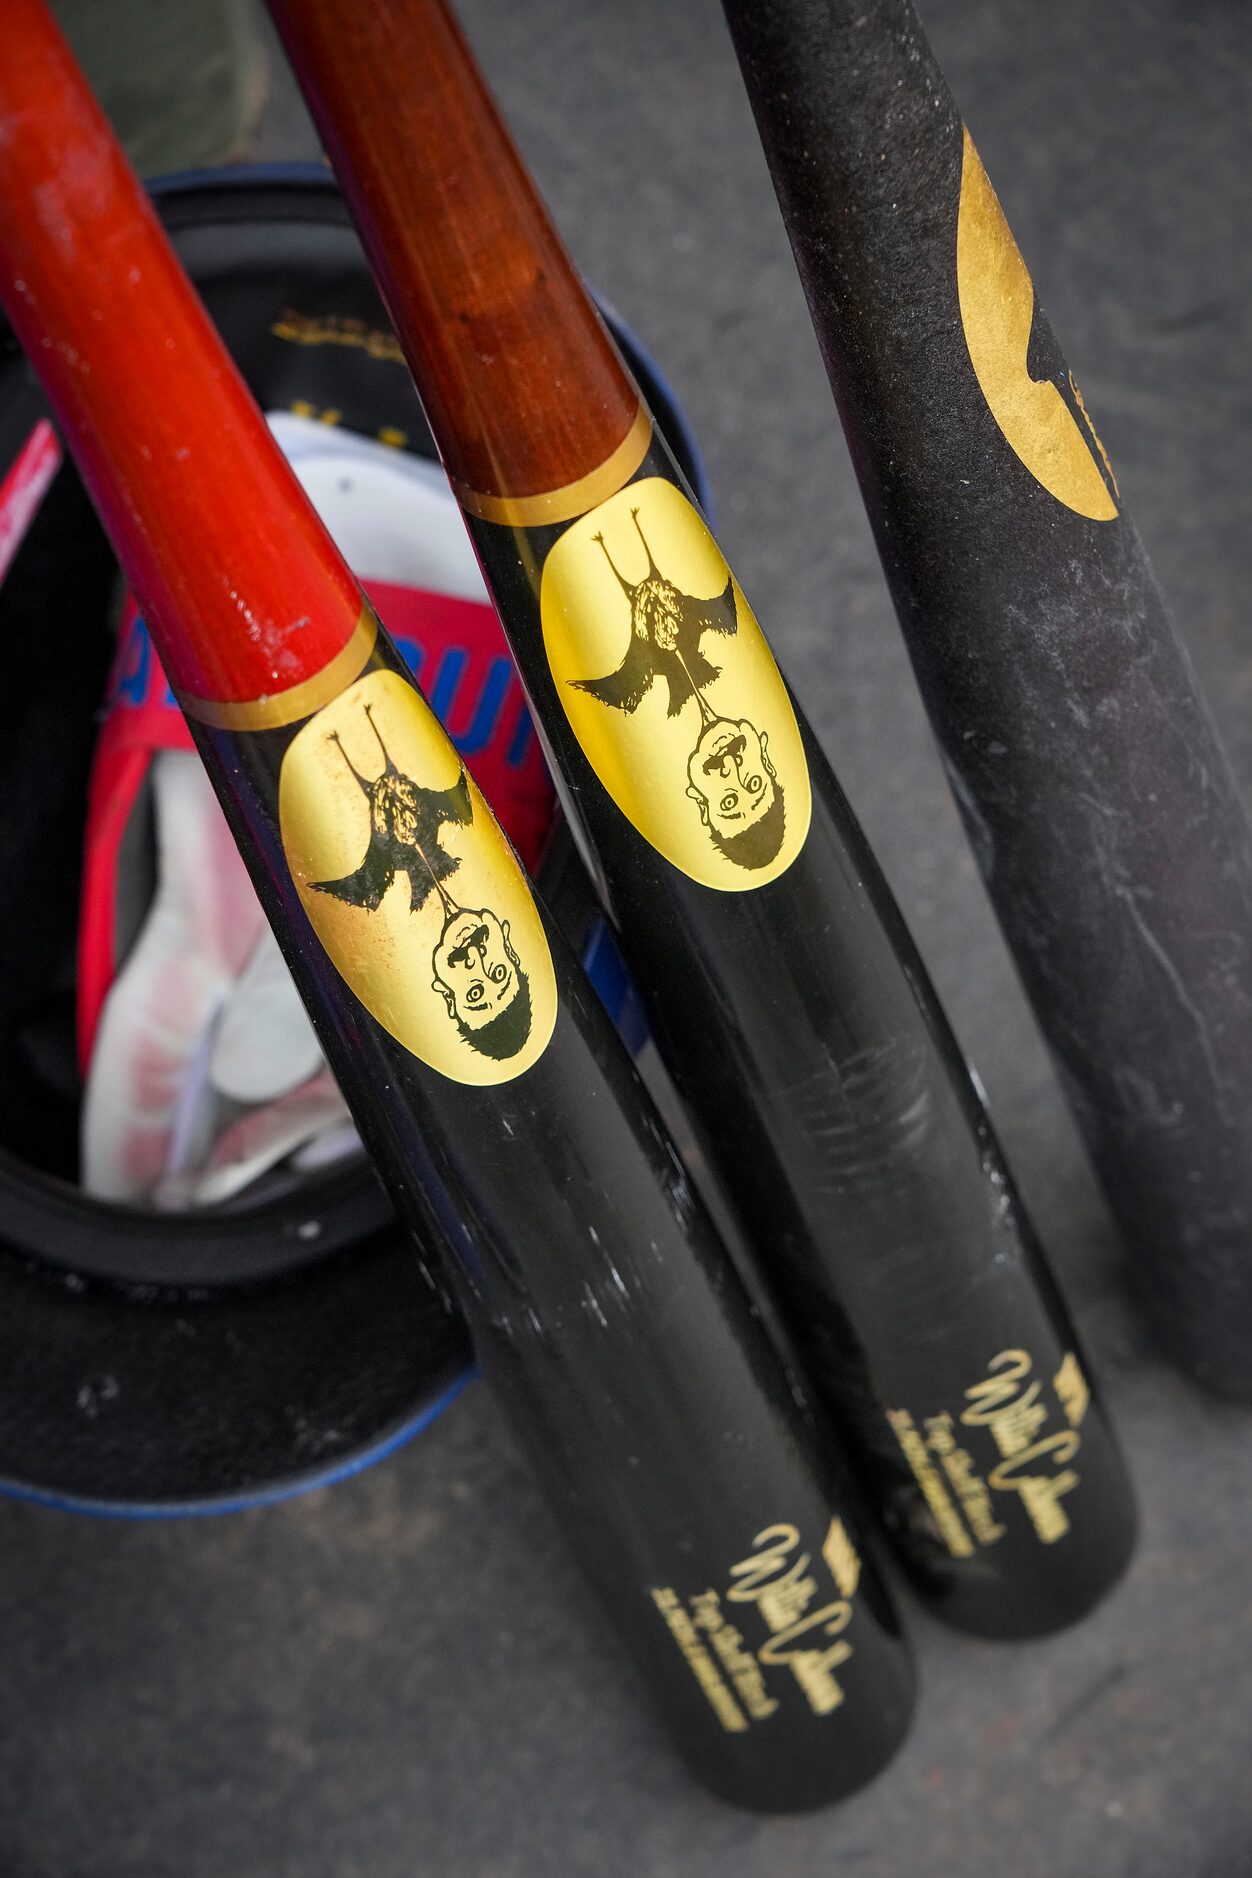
[
  {"xmin": 721, "ymin": 0, "xmax": 1252, "ymax": 1400},
  {"xmin": 192, "ymin": 632, "xmax": 915, "ymax": 1811},
  {"xmin": 468, "ymin": 437, "xmax": 1136, "ymax": 1638}
]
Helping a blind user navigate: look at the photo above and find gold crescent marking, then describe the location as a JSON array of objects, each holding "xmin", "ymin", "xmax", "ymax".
[
  {"xmin": 956, "ymin": 126, "xmax": 1118, "ymax": 521},
  {"xmin": 454, "ymin": 403, "xmax": 653, "ymax": 528},
  {"xmin": 178, "ymin": 604, "xmax": 378, "ymax": 730}
]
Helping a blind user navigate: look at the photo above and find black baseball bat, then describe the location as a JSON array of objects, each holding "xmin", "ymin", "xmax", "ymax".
[
  {"xmin": 267, "ymin": 0, "xmax": 1137, "ymax": 1638},
  {"xmin": 719, "ymin": 0, "xmax": 1252, "ymax": 1399}
]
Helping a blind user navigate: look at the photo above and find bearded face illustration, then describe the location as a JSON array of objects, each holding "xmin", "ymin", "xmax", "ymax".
[
  {"xmin": 684, "ymin": 714, "xmax": 784, "ymax": 869},
  {"xmin": 430, "ymin": 905, "xmax": 532, "ymax": 1060}
]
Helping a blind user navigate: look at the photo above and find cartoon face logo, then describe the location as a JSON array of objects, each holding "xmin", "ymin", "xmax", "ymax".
[
  {"xmin": 431, "ymin": 906, "xmax": 532, "ymax": 1060},
  {"xmin": 280, "ymin": 669, "xmax": 556, "ymax": 1085},
  {"xmin": 543, "ymin": 481, "xmax": 809, "ymax": 889},
  {"xmin": 685, "ymin": 715, "xmax": 785, "ymax": 868}
]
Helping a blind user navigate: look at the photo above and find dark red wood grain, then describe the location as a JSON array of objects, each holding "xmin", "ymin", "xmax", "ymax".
[
  {"xmin": 0, "ymin": 0, "xmax": 362, "ymax": 708},
  {"xmin": 267, "ymin": 0, "xmax": 642, "ymax": 505}
]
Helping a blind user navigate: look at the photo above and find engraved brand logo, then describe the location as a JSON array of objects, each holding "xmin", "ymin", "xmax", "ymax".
[
  {"xmin": 648, "ymin": 1517, "xmax": 862, "ymax": 1732},
  {"xmin": 960, "ymin": 1349, "xmax": 1082, "ymax": 1545},
  {"xmin": 688, "ymin": 1591, "xmax": 779, "ymax": 1723},
  {"xmin": 727, "ymin": 1524, "xmax": 854, "ymax": 1716},
  {"xmin": 886, "ymin": 1407, "xmax": 978, "ymax": 1560},
  {"xmin": 820, "ymin": 1518, "xmax": 862, "ymax": 1601},
  {"xmin": 271, "ymin": 308, "xmax": 407, "ymax": 364},
  {"xmin": 1053, "ymin": 1351, "xmax": 1090, "ymax": 1427},
  {"xmin": 650, "ymin": 1587, "xmax": 749, "ymax": 1734},
  {"xmin": 541, "ymin": 479, "xmax": 811, "ymax": 892},
  {"xmin": 279, "ymin": 670, "xmax": 556, "ymax": 1087},
  {"xmin": 957, "ymin": 127, "xmax": 1119, "ymax": 522},
  {"xmin": 923, "ymin": 1413, "xmax": 1006, "ymax": 1548}
]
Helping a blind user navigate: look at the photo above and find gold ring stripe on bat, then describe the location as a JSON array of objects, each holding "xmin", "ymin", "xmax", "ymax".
[
  {"xmin": 453, "ymin": 404, "xmax": 652, "ymax": 528},
  {"xmin": 178, "ymin": 606, "xmax": 378, "ymax": 730}
]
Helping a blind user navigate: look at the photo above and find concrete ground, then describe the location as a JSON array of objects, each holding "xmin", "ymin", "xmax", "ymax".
[{"xmin": 4, "ymin": 0, "xmax": 1250, "ymax": 1872}]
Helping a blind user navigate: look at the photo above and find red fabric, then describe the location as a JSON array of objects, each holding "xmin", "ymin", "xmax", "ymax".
[{"xmin": 0, "ymin": 418, "xmax": 61, "ymax": 586}]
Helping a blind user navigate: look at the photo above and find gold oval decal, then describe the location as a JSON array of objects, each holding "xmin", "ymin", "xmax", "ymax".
[
  {"xmin": 279, "ymin": 669, "xmax": 557, "ymax": 1085},
  {"xmin": 541, "ymin": 478, "xmax": 812, "ymax": 891},
  {"xmin": 957, "ymin": 126, "xmax": 1118, "ymax": 521}
]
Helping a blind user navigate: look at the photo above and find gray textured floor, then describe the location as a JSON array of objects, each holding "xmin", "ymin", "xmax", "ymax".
[{"xmin": 4, "ymin": 0, "xmax": 1252, "ymax": 1873}]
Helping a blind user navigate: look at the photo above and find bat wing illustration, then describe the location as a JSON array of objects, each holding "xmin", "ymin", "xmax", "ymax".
[
  {"xmin": 310, "ymin": 833, "xmax": 397, "ymax": 911},
  {"xmin": 429, "ymin": 767, "xmax": 474, "ymax": 831},
  {"xmin": 660, "ymin": 578, "xmax": 739, "ymax": 706},
  {"xmin": 569, "ymin": 631, "xmax": 656, "ymax": 716},
  {"xmin": 683, "ymin": 574, "xmax": 738, "ymax": 641},
  {"xmin": 401, "ymin": 767, "xmax": 474, "ymax": 912},
  {"xmin": 311, "ymin": 768, "xmax": 473, "ymax": 913}
]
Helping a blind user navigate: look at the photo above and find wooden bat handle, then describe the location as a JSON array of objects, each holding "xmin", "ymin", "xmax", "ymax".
[
  {"xmin": 269, "ymin": 0, "xmax": 644, "ymax": 515},
  {"xmin": 0, "ymin": 0, "xmax": 362, "ymax": 715}
]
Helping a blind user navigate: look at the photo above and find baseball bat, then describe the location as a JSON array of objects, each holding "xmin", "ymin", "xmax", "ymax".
[
  {"xmin": 717, "ymin": 0, "xmax": 1252, "ymax": 1400},
  {"xmin": 267, "ymin": 0, "xmax": 1136, "ymax": 1636},
  {"xmin": 0, "ymin": 0, "xmax": 916, "ymax": 1808}
]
